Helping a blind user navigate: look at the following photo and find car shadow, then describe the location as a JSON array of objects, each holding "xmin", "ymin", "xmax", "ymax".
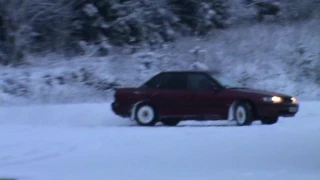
[{"xmin": 125, "ymin": 121, "xmax": 263, "ymax": 128}]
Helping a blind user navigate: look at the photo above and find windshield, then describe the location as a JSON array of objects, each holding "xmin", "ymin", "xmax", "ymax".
[{"xmin": 210, "ymin": 74, "xmax": 244, "ymax": 88}]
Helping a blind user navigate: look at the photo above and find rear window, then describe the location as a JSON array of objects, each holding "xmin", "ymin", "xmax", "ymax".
[
  {"xmin": 143, "ymin": 73, "xmax": 168, "ymax": 88},
  {"xmin": 142, "ymin": 73, "xmax": 187, "ymax": 90}
]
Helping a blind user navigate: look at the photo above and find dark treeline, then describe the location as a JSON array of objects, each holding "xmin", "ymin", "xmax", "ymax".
[{"xmin": 0, "ymin": 0, "xmax": 319, "ymax": 65}]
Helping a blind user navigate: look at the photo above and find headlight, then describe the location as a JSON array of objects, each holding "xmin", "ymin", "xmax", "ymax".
[
  {"xmin": 291, "ymin": 97, "xmax": 298, "ymax": 104},
  {"xmin": 263, "ymin": 96, "xmax": 283, "ymax": 103}
]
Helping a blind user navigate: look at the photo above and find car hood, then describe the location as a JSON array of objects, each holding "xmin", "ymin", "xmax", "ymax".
[{"xmin": 227, "ymin": 88, "xmax": 292, "ymax": 97}]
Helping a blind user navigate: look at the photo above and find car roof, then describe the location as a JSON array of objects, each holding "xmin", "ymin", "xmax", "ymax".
[
  {"xmin": 160, "ymin": 70, "xmax": 205, "ymax": 73},
  {"xmin": 159, "ymin": 70, "xmax": 220, "ymax": 75}
]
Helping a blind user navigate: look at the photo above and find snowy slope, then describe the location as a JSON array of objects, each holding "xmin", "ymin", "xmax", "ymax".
[
  {"xmin": 1, "ymin": 18, "xmax": 320, "ymax": 106},
  {"xmin": 0, "ymin": 101, "xmax": 319, "ymax": 180}
]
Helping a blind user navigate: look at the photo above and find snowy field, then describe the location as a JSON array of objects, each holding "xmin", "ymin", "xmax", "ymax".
[{"xmin": 0, "ymin": 101, "xmax": 319, "ymax": 180}]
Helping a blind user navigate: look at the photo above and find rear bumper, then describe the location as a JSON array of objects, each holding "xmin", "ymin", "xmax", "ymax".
[
  {"xmin": 256, "ymin": 103, "xmax": 299, "ymax": 118},
  {"xmin": 111, "ymin": 102, "xmax": 130, "ymax": 118}
]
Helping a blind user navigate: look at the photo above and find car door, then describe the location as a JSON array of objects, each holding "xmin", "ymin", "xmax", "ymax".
[
  {"xmin": 150, "ymin": 73, "xmax": 194, "ymax": 117},
  {"xmin": 186, "ymin": 73, "xmax": 222, "ymax": 118}
]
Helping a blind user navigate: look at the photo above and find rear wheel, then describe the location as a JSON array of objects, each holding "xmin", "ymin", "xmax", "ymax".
[
  {"xmin": 261, "ymin": 117, "xmax": 278, "ymax": 125},
  {"xmin": 161, "ymin": 118, "xmax": 180, "ymax": 126},
  {"xmin": 234, "ymin": 102, "xmax": 253, "ymax": 126},
  {"xmin": 135, "ymin": 104, "xmax": 157, "ymax": 126}
]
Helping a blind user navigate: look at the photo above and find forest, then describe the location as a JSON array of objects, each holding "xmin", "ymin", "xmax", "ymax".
[{"xmin": 0, "ymin": 0, "xmax": 319, "ymax": 65}]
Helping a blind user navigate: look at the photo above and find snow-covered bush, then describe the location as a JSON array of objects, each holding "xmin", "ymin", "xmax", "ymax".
[{"xmin": 0, "ymin": 60, "xmax": 120, "ymax": 105}]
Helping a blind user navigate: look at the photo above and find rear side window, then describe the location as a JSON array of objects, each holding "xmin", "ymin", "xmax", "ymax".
[
  {"xmin": 159, "ymin": 73, "xmax": 187, "ymax": 90},
  {"xmin": 143, "ymin": 73, "xmax": 167, "ymax": 88}
]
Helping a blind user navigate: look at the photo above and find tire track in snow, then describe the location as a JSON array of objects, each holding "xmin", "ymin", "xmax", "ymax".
[{"xmin": 0, "ymin": 142, "xmax": 77, "ymax": 166}]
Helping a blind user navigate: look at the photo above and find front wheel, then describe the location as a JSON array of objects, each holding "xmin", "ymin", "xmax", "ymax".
[
  {"xmin": 234, "ymin": 102, "xmax": 253, "ymax": 126},
  {"xmin": 261, "ymin": 117, "xmax": 278, "ymax": 125}
]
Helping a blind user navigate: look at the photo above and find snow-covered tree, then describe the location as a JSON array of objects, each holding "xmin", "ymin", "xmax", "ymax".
[
  {"xmin": 243, "ymin": 0, "xmax": 320, "ymax": 21},
  {"xmin": 280, "ymin": 0, "xmax": 320, "ymax": 20},
  {"xmin": 168, "ymin": 0, "xmax": 230, "ymax": 35},
  {"xmin": 0, "ymin": 0, "xmax": 28, "ymax": 65},
  {"xmin": 0, "ymin": 0, "xmax": 73, "ymax": 65},
  {"xmin": 0, "ymin": 0, "xmax": 319, "ymax": 66},
  {"xmin": 72, "ymin": 0, "xmax": 180, "ymax": 51}
]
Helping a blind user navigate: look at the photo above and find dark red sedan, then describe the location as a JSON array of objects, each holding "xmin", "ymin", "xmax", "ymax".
[{"xmin": 112, "ymin": 71, "xmax": 299, "ymax": 126}]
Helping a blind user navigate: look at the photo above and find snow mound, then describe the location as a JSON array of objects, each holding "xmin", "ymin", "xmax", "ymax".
[{"xmin": 189, "ymin": 62, "xmax": 210, "ymax": 71}]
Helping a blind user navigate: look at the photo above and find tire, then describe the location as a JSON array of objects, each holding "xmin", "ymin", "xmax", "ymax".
[
  {"xmin": 261, "ymin": 117, "xmax": 278, "ymax": 125},
  {"xmin": 135, "ymin": 104, "xmax": 158, "ymax": 126},
  {"xmin": 234, "ymin": 102, "xmax": 253, "ymax": 126},
  {"xmin": 161, "ymin": 118, "xmax": 180, "ymax": 126}
]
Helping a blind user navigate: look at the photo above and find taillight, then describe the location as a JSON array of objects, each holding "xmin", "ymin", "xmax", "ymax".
[
  {"xmin": 113, "ymin": 89, "xmax": 119, "ymax": 101},
  {"xmin": 110, "ymin": 88, "xmax": 116, "ymax": 101}
]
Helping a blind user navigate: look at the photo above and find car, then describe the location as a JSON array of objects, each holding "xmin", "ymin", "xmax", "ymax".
[{"xmin": 111, "ymin": 70, "xmax": 299, "ymax": 126}]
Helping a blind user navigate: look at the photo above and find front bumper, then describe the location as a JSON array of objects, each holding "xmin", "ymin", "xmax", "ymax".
[
  {"xmin": 257, "ymin": 103, "xmax": 299, "ymax": 118},
  {"xmin": 278, "ymin": 104, "xmax": 299, "ymax": 117}
]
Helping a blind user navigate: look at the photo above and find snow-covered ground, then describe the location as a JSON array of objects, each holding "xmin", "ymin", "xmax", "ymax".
[{"xmin": 0, "ymin": 101, "xmax": 319, "ymax": 180}]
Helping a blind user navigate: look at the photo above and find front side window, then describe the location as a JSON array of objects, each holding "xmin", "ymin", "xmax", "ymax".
[
  {"xmin": 209, "ymin": 74, "xmax": 243, "ymax": 88},
  {"xmin": 187, "ymin": 73, "xmax": 219, "ymax": 90}
]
